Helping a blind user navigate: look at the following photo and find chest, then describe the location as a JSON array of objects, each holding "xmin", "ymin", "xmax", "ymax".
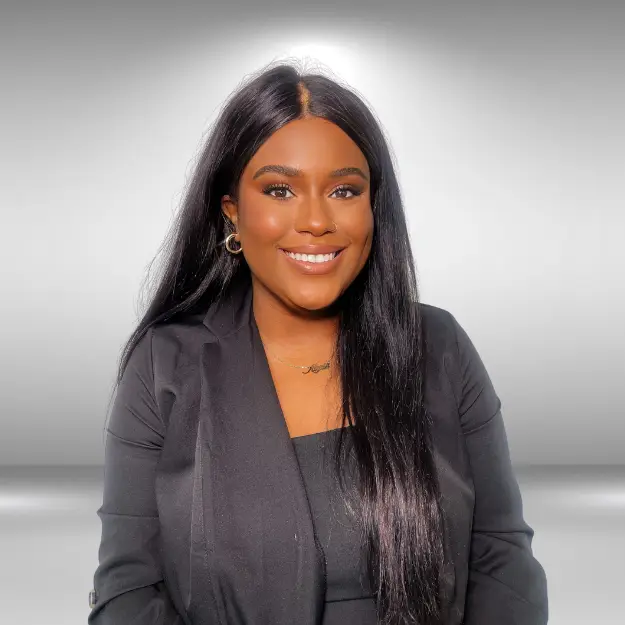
[{"xmin": 267, "ymin": 362, "xmax": 344, "ymax": 437}]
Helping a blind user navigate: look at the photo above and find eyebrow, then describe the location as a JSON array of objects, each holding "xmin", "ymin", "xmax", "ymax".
[{"xmin": 252, "ymin": 164, "xmax": 369, "ymax": 182}]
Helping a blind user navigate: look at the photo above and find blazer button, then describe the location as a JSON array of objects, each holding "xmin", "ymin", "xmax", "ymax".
[{"xmin": 89, "ymin": 589, "xmax": 98, "ymax": 608}]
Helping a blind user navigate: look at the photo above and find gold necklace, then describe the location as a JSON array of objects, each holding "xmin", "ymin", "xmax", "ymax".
[{"xmin": 264, "ymin": 345, "xmax": 332, "ymax": 374}]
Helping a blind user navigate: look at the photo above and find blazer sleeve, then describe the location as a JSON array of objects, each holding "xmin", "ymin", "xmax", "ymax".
[
  {"xmin": 88, "ymin": 326, "xmax": 184, "ymax": 624},
  {"xmin": 449, "ymin": 313, "xmax": 549, "ymax": 624}
]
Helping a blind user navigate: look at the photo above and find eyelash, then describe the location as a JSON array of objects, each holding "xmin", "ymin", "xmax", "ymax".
[{"xmin": 262, "ymin": 183, "xmax": 363, "ymax": 201}]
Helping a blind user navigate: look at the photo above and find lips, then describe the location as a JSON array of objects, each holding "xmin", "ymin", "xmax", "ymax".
[
  {"xmin": 280, "ymin": 245, "xmax": 345, "ymax": 255},
  {"xmin": 279, "ymin": 246, "xmax": 345, "ymax": 274},
  {"xmin": 282, "ymin": 249, "xmax": 341, "ymax": 263}
]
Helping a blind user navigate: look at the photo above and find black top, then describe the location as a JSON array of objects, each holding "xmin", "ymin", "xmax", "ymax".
[
  {"xmin": 88, "ymin": 283, "xmax": 549, "ymax": 624},
  {"xmin": 291, "ymin": 428, "xmax": 379, "ymax": 624}
]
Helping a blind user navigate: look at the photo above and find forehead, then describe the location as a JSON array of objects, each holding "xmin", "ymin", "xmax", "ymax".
[{"xmin": 244, "ymin": 117, "xmax": 369, "ymax": 176}]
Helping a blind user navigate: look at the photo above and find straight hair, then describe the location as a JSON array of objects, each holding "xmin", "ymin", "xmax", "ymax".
[{"xmin": 108, "ymin": 60, "xmax": 448, "ymax": 625}]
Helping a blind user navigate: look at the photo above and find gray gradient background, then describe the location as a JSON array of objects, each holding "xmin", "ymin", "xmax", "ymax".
[{"xmin": 0, "ymin": 1, "xmax": 623, "ymax": 624}]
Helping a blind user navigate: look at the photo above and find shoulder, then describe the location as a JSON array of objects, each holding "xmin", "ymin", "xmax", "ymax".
[
  {"xmin": 121, "ymin": 311, "xmax": 215, "ymax": 407},
  {"xmin": 120, "ymin": 312, "xmax": 213, "ymax": 391},
  {"xmin": 418, "ymin": 302, "xmax": 499, "ymax": 428},
  {"xmin": 418, "ymin": 301, "xmax": 480, "ymax": 370},
  {"xmin": 419, "ymin": 302, "xmax": 455, "ymax": 342},
  {"xmin": 151, "ymin": 311, "xmax": 212, "ymax": 348},
  {"xmin": 149, "ymin": 310, "xmax": 216, "ymax": 372},
  {"xmin": 418, "ymin": 301, "xmax": 460, "ymax": 368}
]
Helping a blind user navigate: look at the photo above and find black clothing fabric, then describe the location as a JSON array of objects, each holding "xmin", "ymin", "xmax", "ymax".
[
  {"xmin": 291, "ymin": 428, "xmax": 378, "ymax": 624},
  {"xmin": 88, "ymin": 281, "xmax": 549, "ymax": 624}
]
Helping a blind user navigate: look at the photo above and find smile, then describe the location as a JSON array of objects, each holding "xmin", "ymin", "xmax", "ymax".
[
  {"xmin": 279, "ymin": 248, "xmax": 345, "ymax": 275},
  {"xmin": 283, "ymin": 250, "xmax": 340, "ymax": 263}
]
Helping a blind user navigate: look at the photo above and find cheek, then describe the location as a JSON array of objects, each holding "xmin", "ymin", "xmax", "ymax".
[
  {"xmin": 350, "ymin": 210, "xmax": 374, "ymax": 265},
  {"xmin": 240, "ymin": 202, "xmax": 290, "ymax": 243},
  {"xmin": 350, "ymin": 208, "xmax": 374, "ymax": 246}
]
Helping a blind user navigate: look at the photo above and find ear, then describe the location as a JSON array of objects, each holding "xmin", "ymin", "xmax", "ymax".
[{"xmin": 221, "ymin": 195, "xmax": 239, "ymax": 230}]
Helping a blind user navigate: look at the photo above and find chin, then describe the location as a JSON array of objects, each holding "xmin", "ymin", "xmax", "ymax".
[{"xmin": 287, "ymin": 287, "xmax": 340, "ymax": 313}]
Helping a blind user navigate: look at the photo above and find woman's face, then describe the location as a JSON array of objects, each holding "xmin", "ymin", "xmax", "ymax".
[{"xmin": 221, "ymin": 116, "xmax": 374, "ymax": 313}]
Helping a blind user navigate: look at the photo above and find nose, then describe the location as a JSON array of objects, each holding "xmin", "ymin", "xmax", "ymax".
[{"xmin": 293, "ymin": 194, "xmax": 336, "ymax": 236}]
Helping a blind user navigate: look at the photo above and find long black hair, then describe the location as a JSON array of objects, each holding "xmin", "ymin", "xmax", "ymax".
[{"xmin": 107, "ymin": 59, "xmax": 448, "ymax": 625}]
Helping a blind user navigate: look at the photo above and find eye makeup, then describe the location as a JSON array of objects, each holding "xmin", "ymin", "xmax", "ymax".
[{"xmin": 262, "ymin": 182, "xmax": 364, "ymax": 201}]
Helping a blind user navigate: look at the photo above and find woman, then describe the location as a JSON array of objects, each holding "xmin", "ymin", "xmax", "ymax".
[{"xmin": 88, "ymin": 62, "xmax": 548, "ymax": 625}]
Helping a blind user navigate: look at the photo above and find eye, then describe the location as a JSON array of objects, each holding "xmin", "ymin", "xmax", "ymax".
[
  {"xmin": 263, "ymin": 183, "xmax": 294, "ymax": 200},
  {"xmin": 331, "ymin": 184, "xmax": 363, "ymax": 199},
  {"xmin": 262, "ymin": 182, "xmax": 363, "ymax": 201}
]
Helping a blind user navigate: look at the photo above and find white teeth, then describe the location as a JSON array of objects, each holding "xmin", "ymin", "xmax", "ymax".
[{"xmin": 284, "ymin": 251, "xmax": 339, "ymax": 263}]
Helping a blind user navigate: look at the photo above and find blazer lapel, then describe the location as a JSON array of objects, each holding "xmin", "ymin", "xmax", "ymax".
[{"xmin": 196, "ymin": 281, "xmax": 325, "ymax": 624}]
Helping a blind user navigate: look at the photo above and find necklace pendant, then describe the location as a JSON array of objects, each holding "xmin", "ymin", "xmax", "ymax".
[{"xmin": 303, "ymin": 362, "xmax": 330, "ymax": 374}]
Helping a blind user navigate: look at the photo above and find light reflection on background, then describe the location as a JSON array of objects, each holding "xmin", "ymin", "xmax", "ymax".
[{"xmin": 1, "ymin": 0, "xmax": 623, "ymax": 623}]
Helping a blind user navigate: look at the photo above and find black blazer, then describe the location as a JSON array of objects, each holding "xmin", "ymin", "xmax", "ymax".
[{"xmin": 89, "ymin": 282, "xmax": 548, "ymax": 624}]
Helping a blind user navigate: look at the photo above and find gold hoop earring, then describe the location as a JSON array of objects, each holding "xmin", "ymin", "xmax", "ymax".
[{"xmin": 225, "ymin": 233, "xmax": 242, "ymax": 254}]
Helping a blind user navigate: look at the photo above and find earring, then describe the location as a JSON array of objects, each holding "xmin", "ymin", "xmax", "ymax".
[{"xmin": 225, "ymin": 233, "xmax": 243, "ymax": 254}]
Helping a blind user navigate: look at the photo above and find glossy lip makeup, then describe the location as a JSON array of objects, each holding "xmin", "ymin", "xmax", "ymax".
[{"xmin": 279, "ymin": 245, "xmax": 345, "ymax": 275}]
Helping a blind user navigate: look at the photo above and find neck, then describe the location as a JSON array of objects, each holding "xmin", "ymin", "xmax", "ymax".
[{"xmin": 251, "ymin": 282, "xmax": 339, "ymax": 362}]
